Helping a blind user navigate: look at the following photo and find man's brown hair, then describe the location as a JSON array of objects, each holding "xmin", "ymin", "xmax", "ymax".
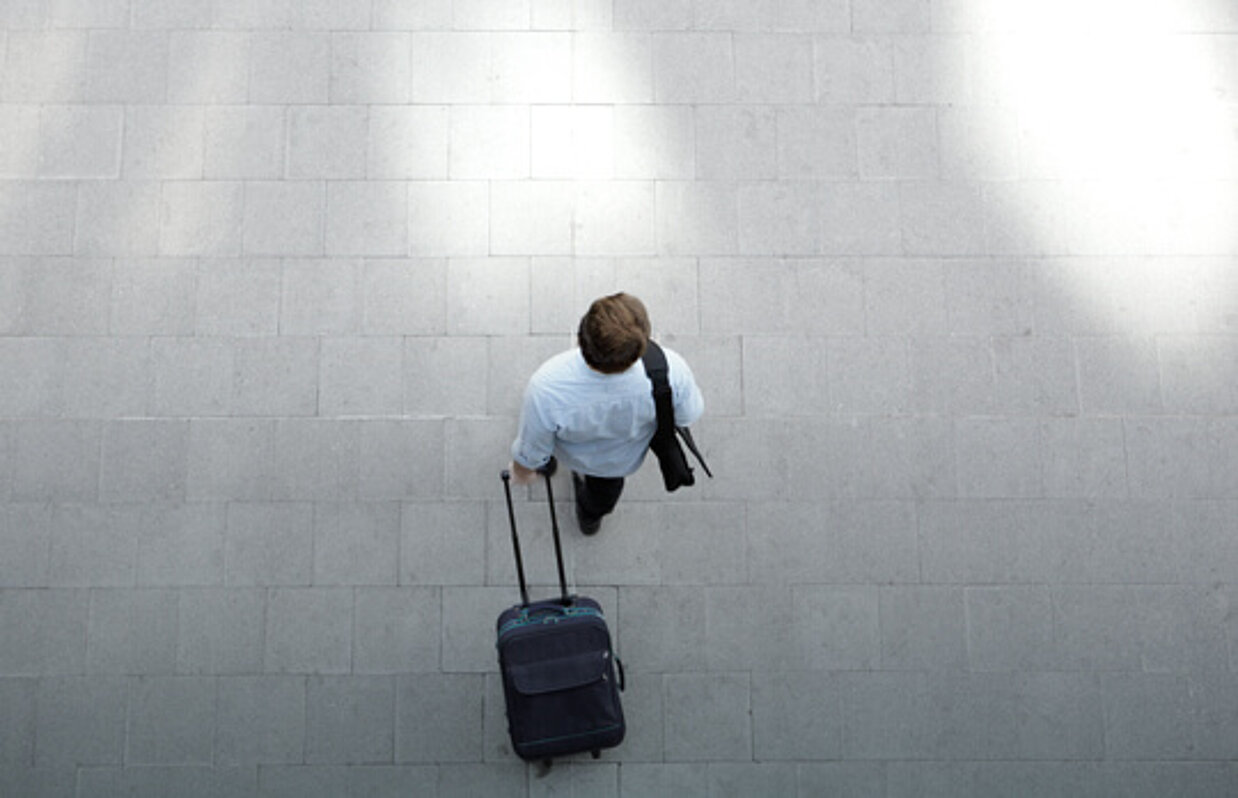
[{"xmin": 577, "ymin": 293, "xmax": 651, "ymax": 374}]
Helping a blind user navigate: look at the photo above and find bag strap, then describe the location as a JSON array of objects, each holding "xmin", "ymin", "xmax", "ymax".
[
  {"xmin": 642, "ymin": 341, "xmax": 676, "ymax": 441},
  {"xmin": 677, "ymin": 426, "xmax": 713, "ymax": 478},
  {"xmin": 643, "ymin": 341, "xmax": 712, "ymax": 476}
]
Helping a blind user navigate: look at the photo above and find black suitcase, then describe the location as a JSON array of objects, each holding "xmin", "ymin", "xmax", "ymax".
[{"xmin": 497, "ymin": 469, "xmax": 625, "ymax": 763}]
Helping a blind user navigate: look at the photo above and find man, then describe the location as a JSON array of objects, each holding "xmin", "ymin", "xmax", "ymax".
[{"xmin": 509, "ymin": 293, "xmax": 705, "ymax": 535}]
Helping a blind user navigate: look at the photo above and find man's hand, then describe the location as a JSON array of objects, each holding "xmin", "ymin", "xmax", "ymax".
[{"xmin": 508, "ymin": 460, "xmax": 539, "ymax": 485}]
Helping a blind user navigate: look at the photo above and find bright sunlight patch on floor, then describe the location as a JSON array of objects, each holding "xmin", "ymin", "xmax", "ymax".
[{"xmin": 961, "ymin": 0, "xmax": 1237, "ymax": 333}]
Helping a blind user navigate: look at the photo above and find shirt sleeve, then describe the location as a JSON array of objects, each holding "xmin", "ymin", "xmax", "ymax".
[
  {"xmin": 666, "ymin": 348, "xmax": 705, "ymax": 427},
  {"xmin": 510, "ymin": 379, "xmax": 556, "ymax": 470}
]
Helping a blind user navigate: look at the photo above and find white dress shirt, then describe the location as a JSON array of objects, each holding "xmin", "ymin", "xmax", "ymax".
[{"xmin": 511, "ymin": 346, "xmax": 705, "ymax": 478}]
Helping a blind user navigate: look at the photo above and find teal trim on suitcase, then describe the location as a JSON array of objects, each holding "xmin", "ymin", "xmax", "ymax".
[
  {"xmin": 497, "ymin": 606, "xmax": 605, "ymax": 639},
  {"xmin": 517, "ymin": 722, "xmax": 625, "ymax": 752}
]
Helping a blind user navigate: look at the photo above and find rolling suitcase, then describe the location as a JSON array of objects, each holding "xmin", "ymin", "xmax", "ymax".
[{"xmin": 497, "ymin": 468, "xmax": 625, "ymax": 764}]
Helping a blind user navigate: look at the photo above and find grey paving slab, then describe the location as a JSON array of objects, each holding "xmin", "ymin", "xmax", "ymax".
[
  {"xmin": 122, "ymin": 106, "xmax": 206, "ymax": 181},
  {"xmin": 395, "ymin": 673, "xmax": 484, "ymax": 763},
  {"xmin": 964, "ymin": 586, "xmax": 1056, "ymax": 672},
  {"xmin": 204, "ymin": 106, "xmax": 285, "ymax": 180},
  {"xmin": 46, "ymin": 505, "xmax": 137, "ymax": 588},
  {"xmin": 361, "ymin": 420, "xmax": 446, "ymax": 500},
  {"xmin": 34, "ymin": 676, "xmax": 126, "ymax": 766},
  {"xmin": 1102, "ymin": 673, "xmax": 1199, "ymax": 760},
  {"xmin": 75, "ymin": 180, "xmax": 161, "ymax": 256},
  {"xmin": 125, "ymin": 676, "xmax": 216, "ymax": 765},
  {"xmin": 354, "ymin": 587, "xmax": 441, "ymax": 674},
  {"xmin": 288, "ymin": 107, "xmax": 368, "ymax": 181},
  {"xmin": 60, "ymin": 337, "xmax": 152, "ymax": 418},
  {"xmin": 85, "ymin": 589, "xmax": 178, "ymax": 675},
  {"xmin": 78, "ymin": 766, "xmax": 259, "ymax": 798},
  {"xmin": 320, "ymin": 337, "xmax": 404, "ymax": 417},
  {"xmin": 991, "ymin": 335, "xmax": 1079, "ymax": 415},
  {"xmin": 796, "ymin": 763, "xmax": 887, "ymax": 798},
  {"xmin": 110, "ymin": 258, "xmax": 197, "ymax": 335},
  {"xmin": 662, "ymin": 672, "xmax": 752, "ymax": 762},
  {"xmin": 13, "ymin": 420, "xmax": 101, "ymax": 502},
  {"xmin": 194, "ymin": 258, "xmax": 282, "ymax": 336},
  {"xmin": 326, "ymin": 181, "xmax": 408, "ymax": 257},
  {"xmin": 100, "ymin": 420, "xmax": 189, "ymax": 502},
  {"xmin": 616, "ymin": 587, "xmax": 707, "ymax": 673},
  {"xmin": 306, "ymin": 675, "xmax": 396, "ymax": 764},
  {"xmin": 243, "ymin": 181, "xmax": 326, "ymax": 257},
  {"xmin": 38, "ymin": 105, "xmax": 122, "ymax": 179},
  {"xmin": 232, "ymin": 337, "xmax": 320, "ymax": 417},
  {"xmin": 85, "ymin": 31, "xmax": 167, "ymax": 104},
  {"xmin": 264, "ymin": 588, "xmax": 353, "ymax": 674},
  {"xmin": 176, "ymin": 588, "xmax": 265, "ymax": 676},
  {"xmin": 954, "ymin": 417, "xmax": 1043, "ymax": 498},
  {"xmin": 438, "ymin": 764, "xmax": 527, "ymax": 798},
  {"xmin": 0, "ymin": 767, "xmax": 77, "ymax": 798},
  {"xmin": 1076, "ymin": 335, "xmax": 1165, "ymax": 413},
  {"xmin": 1052, "ymin": 586, "xmax": 1231, "ymax": 673},
  {"xmin": 313, "ymin": 503, "xmax": 401, "ymax": 587},
  {"xmin": 788, "ymin": 585, "xmax": 880, "ymax": 670},
  {"xmin": 280, "ymin": 258, "xmax": 362, "ymax": 335},
  {"xmin": 857, "ymin": 106, "xmax": 938, "ymax": 179},
  {"xmin": 1014, "ymin": 672, "xmax": 1106, "ymax": 760},
  {"xmin": 259, "ymin": 766, "xmax": 352, "ymax": 798},
  {"xmin": 362, "ymin": 258, "xmax": 448, "ymax": 335},
  {"xmin": 885, "ymin": 762, "xmax": 1097, "ymax": 798},
  {"xmin": 347, "ymin": 765, "xmax": 439, "ymax": 798},
  {"xmin": 128, "ymin": 500, "xmax": 224, "ymax": 581},
  {"xmin": 2, "ymin": 31, "xmax": 89, "ymax": 104},
  {"xmin": 0, "ymin": 338, "xmax": 62, "ymax": 417},
  {"xmin": 400, "ymin": 501, "xmax": 486, "ymax": 586},
  {"xmin": 616, "ymin": 764, "xmax": 707, "ymax": 798},
  {"xmin": 525, "ymin": 765, "xmax": 616, "ymax": 798},
  {"xmin": 3, "ymin": 257, "xmax": 111, "ymax": 335},
  {"xmin": 751, "ymin": 671, "xmax": 842, "ymax": 761},
  {"xmin": 248, "ymin": 32, "xmax": 330, "ymax": 104},
  {"xmin": 271, "ymin": 420, "xmax": 362, "ymax": 502},
  {"xmin": 150, "ymin": 337, "xmax": 233, "ymax": 417},
  {"xmin": 747, "ymin": 500, "xmax": 919, "ymax": 584},
  {"xmin": 331, "ymin": 33, "xmax": 411, "ymax": 105},
  {"xmin": 1039, "ymin": 418, "xmax": 1128, "ymax": 499},
  {"xmin": 0, "ymin": 678, "xmax": 34, "ymax": 764},
  {"xmin": 187, "ymin": 420, "xmax": 278, "ymax": 501},
  {"xmin": 215, "ymin": 675, "xmax": 307, "ymax": 766},
  {"xmin": 158, "ymin": 181, "xmax": 244, "ymax": 257},
  {"xmin": 403, "ymin": 337, "xmax": 489, "ymax": 417},
  {"xmin": 167, "ymin": 32, "xmax": 250, "ymax": 104},
  {"xmin": 879, "ymin": 586, "xmax": 968, "ymax": 671},
  {"xmin": 224, "ymin": 502, "xmax": 314, "ymax": 586},
  {"xmin": 0, "ymin": 504, "xmax": 51, "ymax": 587}
]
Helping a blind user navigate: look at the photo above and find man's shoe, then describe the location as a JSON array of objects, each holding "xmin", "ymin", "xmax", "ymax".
[{"xmin": 572, "ymin": 472, "xmax": 602, "ymax": 536}]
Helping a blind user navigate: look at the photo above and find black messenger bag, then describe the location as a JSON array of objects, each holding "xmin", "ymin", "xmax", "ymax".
[{"xmin": 642, "ymin": 341, "xmax": 712, "ymax": 492}]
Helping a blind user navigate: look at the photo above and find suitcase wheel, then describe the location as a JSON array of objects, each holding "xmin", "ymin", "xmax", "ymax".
[{"xmin": 591, "ymin": 750, "xmax": 600, "ymax": 759}]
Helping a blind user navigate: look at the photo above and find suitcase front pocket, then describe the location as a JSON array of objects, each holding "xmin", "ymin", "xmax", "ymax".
[
  {"xmin": 502, "ymin": 649, "xmax": 624, "ymax": 757},
  {"xmin": 509, "ymin": 651, "xmax": 611, "ymax": 695}
]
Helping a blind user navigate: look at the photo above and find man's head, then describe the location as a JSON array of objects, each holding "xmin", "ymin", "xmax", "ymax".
[{"xmin": 577, "ymin": 293, "xmax": 651, "ymax": 374}]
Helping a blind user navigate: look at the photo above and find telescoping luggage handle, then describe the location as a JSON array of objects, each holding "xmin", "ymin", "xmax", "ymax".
[{"xmin": 500, "ymin": 468, "xmax": 570, "ymax": 608}]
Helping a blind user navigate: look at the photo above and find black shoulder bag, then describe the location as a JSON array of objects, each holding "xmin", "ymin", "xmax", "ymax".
[{"xmin": 642, "ymin": 341, "xmax": 712, "ymax": 492}]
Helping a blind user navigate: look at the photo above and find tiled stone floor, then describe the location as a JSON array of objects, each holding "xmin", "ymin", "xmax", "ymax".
[{"xmin": 1, "ymin": 1, "xmax": 1236, "ymax": 795}]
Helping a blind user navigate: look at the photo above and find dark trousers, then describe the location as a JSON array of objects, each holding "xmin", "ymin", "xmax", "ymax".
[{"xmin": 576, "ymin": 474, "xmax": 625, "ymax": 523}]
